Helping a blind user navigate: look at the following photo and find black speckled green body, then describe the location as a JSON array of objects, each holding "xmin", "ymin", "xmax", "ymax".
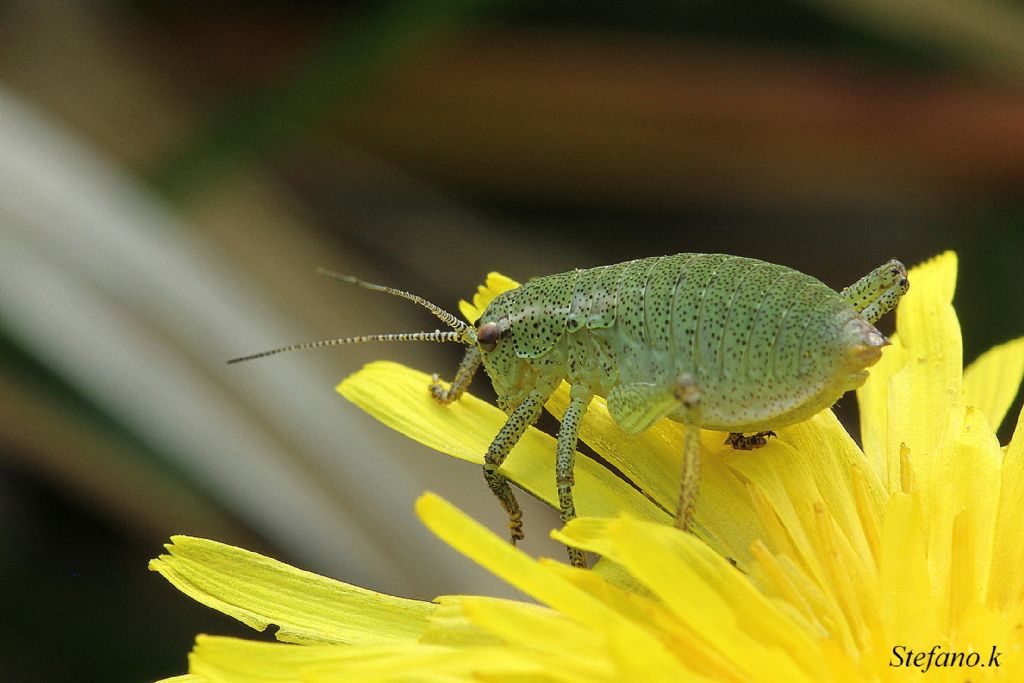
[
  {"xmin": 234, "ymin": 253, "xmax": 904, "ymax": 566},
  {"xmin": 478, "ymin": 253, "xmax": 886, "ymax": 433},
  {"xmin": 426, "ymin": 251, "xmax": 906, "ymax": 566}
]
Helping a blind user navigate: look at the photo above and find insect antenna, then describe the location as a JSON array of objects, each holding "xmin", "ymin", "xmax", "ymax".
[
  {"xmin": 227, "ymin": 330, "xmax": 463, "ymax": 364},
  {"xmin": 316, "ymin": 268, "xmax": 470, "ymax": 336},
  {"xmin": 228, "ymin": 269, "xmax": 476, "ymax": 364}
]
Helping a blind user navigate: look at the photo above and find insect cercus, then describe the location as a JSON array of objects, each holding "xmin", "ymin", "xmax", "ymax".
[{"xmin": 231, "ymin": 253, "xmax": 909, "ymax": 568}]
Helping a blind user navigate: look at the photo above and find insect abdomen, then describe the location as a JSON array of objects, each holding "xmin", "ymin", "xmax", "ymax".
[
  {"xmin": 496, "ymin": 253, "xmax": 856, "ymax": 426},
  {"xmin": 582, "ymin": 254, "xmax": 851, "ymax": 426}
]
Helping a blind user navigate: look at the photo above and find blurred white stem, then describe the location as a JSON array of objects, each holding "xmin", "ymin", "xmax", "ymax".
[{"xmin": 0, "ymin": 86, "xmax": 492, "ymax": 595}]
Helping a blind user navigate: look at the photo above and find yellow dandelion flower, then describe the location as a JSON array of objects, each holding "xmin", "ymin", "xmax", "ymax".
[{"xmin": 152, "ymin": 252, "xmax": 1024, "ymax": 681}]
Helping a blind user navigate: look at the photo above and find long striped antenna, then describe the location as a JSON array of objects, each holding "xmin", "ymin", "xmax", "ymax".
[
  {"xmin": 227, "ymin": 330, "xmax": 462, "ymax": 364},
  {"xmin": 316, "ymin": 268, "xmax": 470, "ymax": 336}
]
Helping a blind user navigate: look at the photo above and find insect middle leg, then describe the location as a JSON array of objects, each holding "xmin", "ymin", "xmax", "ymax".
[
  {"xmin": 673, "ymin": 374, "xmax": 702, "ymax": 530},
  {"xmin": 483, "ymin": 389, "xmax": 549, "ymax": 544},
  {"xmin": 556, "ymin": 390, "xmax": 593, "ymax": 567},
  {"xmin": 839, "ymin": 259, "xmax": 909, "ymax": 324}
]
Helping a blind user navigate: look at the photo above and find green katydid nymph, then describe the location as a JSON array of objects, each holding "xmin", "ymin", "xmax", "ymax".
[{"xmin": 230, "ymin": 254, "xmax": 909, "ymax": 567}]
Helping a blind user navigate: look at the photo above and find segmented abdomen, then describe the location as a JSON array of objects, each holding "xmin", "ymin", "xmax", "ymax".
[{"xmin": 504, "ymin": 253, "xmax": 855, "ymax": 426}]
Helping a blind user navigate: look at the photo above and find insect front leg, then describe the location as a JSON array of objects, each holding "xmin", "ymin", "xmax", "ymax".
[
  {"xmin": 430, "ymin": 347, "xmax": 482, "ymax": 404},
  {"xmin": 483, "ymin": 389, "xmax": 550, "ymax": 544},
  {"xmin": 556, "ymin": 388, "xmax": 594, "ymax": 568},
  {"xmin": 673, "ymin": 374, "xmax": 703, "ymax": 531}
]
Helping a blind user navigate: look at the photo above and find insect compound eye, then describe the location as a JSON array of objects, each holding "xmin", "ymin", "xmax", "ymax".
[{"xmin": 476, "ymin": 321, "xmax": 501, "ymax": 352}]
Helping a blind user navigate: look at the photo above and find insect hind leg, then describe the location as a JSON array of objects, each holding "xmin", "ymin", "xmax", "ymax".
[
  {"xmin": 430, "ymin": 347, "xmax": 481, "ymax": 404},
  {"xmin": 556, "ymin": 391, "xmax": 593, "ymax": 567},
  {"xmin": 483, "ymin": 389, "xmax": 548, "ymax": 544},
  {"xmin": 839, "ymin": 259, "xmax": 909, "ymax": 325}
]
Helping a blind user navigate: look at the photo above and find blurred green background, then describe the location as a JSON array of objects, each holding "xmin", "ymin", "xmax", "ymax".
[{"xmin": 2, "ymin": 1, "xmax": 1023, "ymax": 680}]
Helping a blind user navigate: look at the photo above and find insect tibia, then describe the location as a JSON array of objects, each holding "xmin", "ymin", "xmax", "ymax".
[
  {"xmin": 316, "ymin": 268, "xmax": 469, "ymax": 335},
  {"xmin": 227, "ymin": 330, "xmax": 463, "ymax": 364}
]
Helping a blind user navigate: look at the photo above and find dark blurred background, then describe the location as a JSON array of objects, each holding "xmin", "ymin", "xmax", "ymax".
[{"xmin": 2, "ymin": 1, "xmax": 1023, "ymax": 680}]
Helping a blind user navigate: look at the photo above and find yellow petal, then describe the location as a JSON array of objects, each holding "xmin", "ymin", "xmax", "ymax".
[
  {"xmin": 919, "ymin": 406, "xmax": 1001, "ymax": 626},
  {"xmin": 603, "ymin": 621, "xmax": 714, "ymax": 683},
  {"xmin": 546, "ymin": 385, "xmax": 761, "ymax": 566},
  {"xmin": 735, "ymin": 413, "xmax": 884, "ymax": 648},
  {"xmin": 150, "ymin": 536, "xmax": 432, "ymax": 645},
  {"xmin": 962, "ymin": 336, "xmax": 1024, "ymax": 435},
  {"xmin": 878, "ymin": 493, "xmax": 940, "ymax": 644},
  {"xmin": 989, "ymin": 404, "xmax": 1024, "ymax": 606},
  {"xmin": 855, "ymin": 333, "xmax": 908, "ymax": 481},
  {"xmin": 858, "ymin": 251, "xmax": 962, "ymax": 493},
  {"xmin": 338, "ymin": 362, "xmax": 662, "ymax": 522},
  {"xmin": 726, "ymin": 441, "xmax": 843, "ymax": 599},
  {"xmin": 539, "ymin": 557, "xmax": 673, "ymax": 631},
  {"xmin": 416, "ymin": 493, "xmax": 619, "ymax": 625},
  {"xmin": 541, "ymin": 559, "xmax": 721, "ymax": 683},
  {"xmin": 188, "ymin": 635, "xmax": 447, "ymax": 683},
  {"xmin": 414, "ymin": 492, "xmax": 680, "ymax": 677},
  {"xmin": 192, "ymin": 633, "xmax": 553, "ymax": 683},
  {"xmin": 776, "ymin": 410, "xmax": 884, "ymax": 569},
  {"xmin": 453, "ymin": 593, "xmax": 706, "ymax": 683},
  {"xmin": 420, "ymin": 596, "xmax": 499, "ymax": 647},
  {"xmin": 558, "ymin": 515, "xmax": 824, "ymax": 682},
  {"xmin": 306, "ymin": 647, "xmax": 553, "ymax": 683},
  {"xmin": 456, "ymin": 596, "xmax": 608, "ymax": 676},
  {"xmin": 457, "ymin": 272, "xmax": 520, "ymax": 323},
  {"xmin": 155, "ymin": 677, "xmax": 205, "ymax": 683}
]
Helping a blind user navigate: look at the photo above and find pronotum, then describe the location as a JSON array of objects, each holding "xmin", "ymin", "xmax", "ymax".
[{"xmin": 231, "ymin": 253, "xmax": 909, "ymax": 567}]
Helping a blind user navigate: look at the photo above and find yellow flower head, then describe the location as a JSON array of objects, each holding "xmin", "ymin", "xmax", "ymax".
[{"xmin": 152, "ymin": 252, "xmax": 1024, "ymax": 681}]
